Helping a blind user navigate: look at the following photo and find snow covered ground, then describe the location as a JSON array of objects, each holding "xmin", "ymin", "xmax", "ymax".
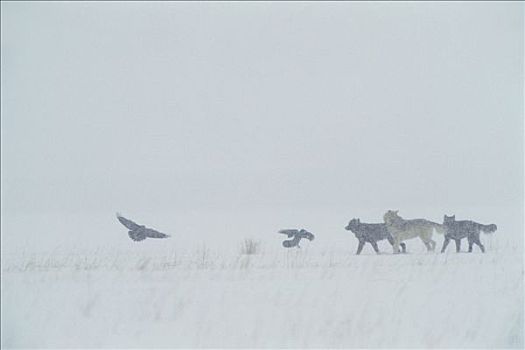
[
  {"xmin": 1, "ymin": 209, "xmax": 523, "ymax": 348},
  {"xmin": 2, "ymin": 2, "xmax": 523, "ymax": 347}
]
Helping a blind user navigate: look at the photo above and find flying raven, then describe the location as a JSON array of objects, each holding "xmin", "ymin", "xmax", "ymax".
[
  {"xmin": 116, "ymin": 213, "xmax": 171, "ymax": 242},
  {"xmin": 278, "ymin": 229, "xmax": 315, "ymax": 248}
]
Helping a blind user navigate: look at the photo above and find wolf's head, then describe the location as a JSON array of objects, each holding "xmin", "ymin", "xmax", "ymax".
[
  {"xmin": 443, "ymin": 215, "xmax": 455, "ymax": 225},
  {"xmin": 383, "ymin": 210, "xmax": 400, "ymax": 224},
  {"xmin": 345, "ymin": 218, "xmax": 360, "ymax": 232}
]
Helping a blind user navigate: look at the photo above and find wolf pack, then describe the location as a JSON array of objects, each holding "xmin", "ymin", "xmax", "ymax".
[
  {"xmin": 280, "ymin": 210, "xmax": 497, "ymax": 254},
  {"xmin": 117, "ymin": 211, "xmax": 497, "ymax": 254}
]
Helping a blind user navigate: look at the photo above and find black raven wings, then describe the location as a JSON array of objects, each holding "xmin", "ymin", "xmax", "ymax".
[
  {"xmin": 278, "ymin": 229, "xmax": 298, "ymax": 238},
  {"xmin": 116, "ymin": 213, "xmax": 171, "ymax": 242},
  {"xmin": 278, "ymin": 229, "xmax": 315, "ymax": 248}
]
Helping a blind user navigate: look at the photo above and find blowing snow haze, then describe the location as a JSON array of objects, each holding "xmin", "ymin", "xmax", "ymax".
[
  {"xmin": 1, "ymin": 2, "xmax": 524, "ymax": 348},
  {"xmin": 1, "ymin": 2, "xmax": 523, "ymax": 250}
]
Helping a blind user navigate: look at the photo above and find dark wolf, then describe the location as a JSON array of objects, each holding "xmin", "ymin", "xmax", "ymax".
[
  {"xmin": 345, "ymin": 218, "xmax": 406, "ymax": 255},
  {"xmin": 441, "ymin": 215, "xmax": 497, "ymax": 253}
]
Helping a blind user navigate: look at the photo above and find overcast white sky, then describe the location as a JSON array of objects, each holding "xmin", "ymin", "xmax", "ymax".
[{"xmin": 1, "ymin": 2, "xmax": 523, "ymax": 222}]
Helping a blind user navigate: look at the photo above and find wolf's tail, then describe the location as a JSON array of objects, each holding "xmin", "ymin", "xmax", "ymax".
[
  {"xmin": 478, "ymin": 223, "xmax": 497, "ymax": 234},
  {"xmin": 429, "ymin": 222, "xmax": 444, "ymax": 234}
]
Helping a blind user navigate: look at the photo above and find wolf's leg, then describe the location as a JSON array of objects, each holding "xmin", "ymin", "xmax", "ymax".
[
  {"xmin": 356, "ymin": 240, "xmax": 365, "ymax": 255},
  {"xmin": 468, "ymin": 237, "xmax": 473, "ymax": 253},
  {"xmin": 454, "ymin": 239, "xmax": 461, "ymax": 253},
  {"xmin": 441, "ymin": 237, "xmax": 450, "ymax": 253},
  {"xmin": 388, "ymin": 236, "xmax": 404, "ymax": 253},
  {"xmin": 370, "ymin": 241, "xmax": 380, "ymax": 254},
  {"xmin": 392, "ymin": 239, "xmax": 401, "ymax": 254},
  {"xmin": 475, "ymin": 239, "xmax": 485, "ymax": 253},
  {"xmin": 429, "ymin": 239, "xmax": 436, "ymax": 251},
  {"xmin": 419, "ymin": 236, "xmax": 432, "ymax": 251}
]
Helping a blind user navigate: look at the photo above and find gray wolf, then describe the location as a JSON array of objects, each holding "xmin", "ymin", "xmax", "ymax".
[
  {"xmin": 345, "ymin": 218, "xmax": 406, "ymax": 254},
  {"xmin": 441, "ymin": 215, "xmax": 497, "ymax": 253},
  {"xmin": 383, "ymin": 210, "xmax": 444, "ymax": 253}
]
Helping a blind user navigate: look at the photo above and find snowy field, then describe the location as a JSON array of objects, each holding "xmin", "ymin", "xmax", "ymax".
[
  {"xmin": 2, "ymin": 209, "xmax": 523, "ymax": 348},
  {"xmin": 2, "ymin": 2, "xmax": 523, "ymax": 348}
]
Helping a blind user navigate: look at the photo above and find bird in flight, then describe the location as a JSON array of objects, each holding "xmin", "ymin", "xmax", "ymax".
[
  {"xmin": 278, "ymin": 229, "xmax": 315, "ymax": 248},
  {"xmin": 116, "ymin": 213, "xmax": 171, "ymax": 242}
]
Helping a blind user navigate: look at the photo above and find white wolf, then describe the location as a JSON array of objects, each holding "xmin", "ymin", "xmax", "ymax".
[{"xmin": 383, "ymin": 210, "xmax": 444, "ymax": 253}]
